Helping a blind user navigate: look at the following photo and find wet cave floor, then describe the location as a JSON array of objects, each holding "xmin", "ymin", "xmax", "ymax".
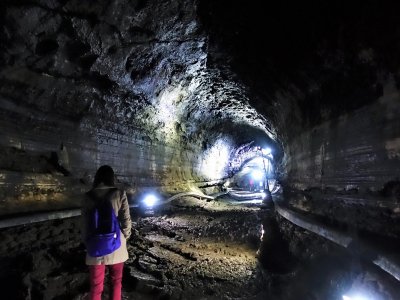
[{"xmin": 0, "ymin": 196, "xmax": 398, "ymax": 300}]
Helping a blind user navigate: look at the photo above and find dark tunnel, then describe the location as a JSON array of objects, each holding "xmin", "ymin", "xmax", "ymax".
[{"xmin": 0, "ymin": 0, "xmax": 399, "ymax": 299}]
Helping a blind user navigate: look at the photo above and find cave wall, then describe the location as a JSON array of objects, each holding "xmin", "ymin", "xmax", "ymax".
[
  {"xmin": 282, "ymin": 81, "xmax": 400, "ymax": 238},
  {"xmin": 199, "ymin": 0, "xmax": 400, "ymax": 177},
  {"xmin": 287, "ymin": 80, "xmax": 400, "ymax": 192},
  {"xmin": 5, "ymin": 0, "xmax": 400, "ymax": 221},
  {"xmin": 0, "ymin": 0, "xmax": 278, "ymax": 215},
  {"xmin": 0, "ymin": 95, "xmax": 206, "ymax": 216},
  {"xmin": 0, "ymin": 0, "xmax": 207, "ymax": 214}
]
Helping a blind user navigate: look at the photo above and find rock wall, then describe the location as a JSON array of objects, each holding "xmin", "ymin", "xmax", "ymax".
[
  {"xmin": 0, "ymin": 94, "xmax": 208, "ymax": 215},
  {"xmin": 283, "ymin": 81, "xmax": 400, "ymax": 238},
  {"xmin": 0, "ymin": 0, "xmax": 278, "ymax": 215},
  {"xmin": 287, "ymin": 80, "xmax": 400, "ymax": 192}
]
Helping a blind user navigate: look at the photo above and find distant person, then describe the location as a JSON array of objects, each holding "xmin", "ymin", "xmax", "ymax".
[
  {"xmin": 249, "ymin": 178, "xmax": 254, "ymax": 191},
  {"xmin": 81, "ymin": 165, "xmax": 132, "ymax": 300}
]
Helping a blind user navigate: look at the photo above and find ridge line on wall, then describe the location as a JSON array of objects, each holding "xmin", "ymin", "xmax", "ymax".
[{"xmin": 0, "ymin": 209, "xmax": 81, "ymax": 229}]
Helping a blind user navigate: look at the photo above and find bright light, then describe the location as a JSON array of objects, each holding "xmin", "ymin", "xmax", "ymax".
[
  {"xmin": 200, "ymin": 139, "xmax": 232, "ymax": 180},
  {"xmin": 252, "ymin": 170, "xmax": 263, "ymax": 180},
  {"xmin": 342, "ymin": 294, "xmax": 370, "ymax": 300},
  {"xmin": 262, "ymin": 148, "xmax": 271, "ymax": 155},
  {"xmin": 143, "ymin": 194, "xmax": 158, "ymax": 208},
  {"xmin": 261, "ymin": 192, "xmax": 266, "ymax": 199}
]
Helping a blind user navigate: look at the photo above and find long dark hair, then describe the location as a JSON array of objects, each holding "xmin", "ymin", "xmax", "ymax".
[{"xmin": 93, "ymin": 165, "xmax": 115, "ymax": 188}]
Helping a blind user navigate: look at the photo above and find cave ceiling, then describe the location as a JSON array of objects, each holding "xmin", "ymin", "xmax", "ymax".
[
  {"xmin": 199, "ymin": 0, "xmax": 400, "ymax": 134},
  {"xmin": 0, "ymin": 0, "xmax": 279, "ymax": 153}
]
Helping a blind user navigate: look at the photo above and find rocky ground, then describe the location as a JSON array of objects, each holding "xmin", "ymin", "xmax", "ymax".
[
  {"xmin": 0, "ymin": 196, "xmax": 399, "ymax": 300},
  {"xmin": 123, "ymin": 197, "xmax": 268, "ymax": 300},
  {"xmin": 0, "ymin": 196, "xmax": 269, "ymax": 300}
]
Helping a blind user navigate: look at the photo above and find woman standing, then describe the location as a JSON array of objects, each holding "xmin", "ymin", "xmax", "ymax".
[{"xmin": 81, "ymin": 165, "xmax": 132, "ymax": 300}]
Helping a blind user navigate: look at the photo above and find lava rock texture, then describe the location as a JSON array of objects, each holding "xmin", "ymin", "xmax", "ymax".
[
  {"xmin": 1, "ymin": 0, "xmax": 399, "ymax": 220},
  {"xmin": 0, "ymin": 0, "xmax": 279, "ymax": 214},
  {"xmin": 1, "ymin": 0, "xmax": 400, "ymax": 298}
]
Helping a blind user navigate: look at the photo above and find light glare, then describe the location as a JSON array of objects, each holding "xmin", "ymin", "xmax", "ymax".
[
  {"xmin": 342, "ymin": 294, "xmax": 370, "ymax": 300},
  {"xmin": 200, "ymin": 139, "xmax": 231, "ymax": 180},
  {"xmin": 143, "ymin": 194, "xmax": 158, "ymax": 207},
  {"xmin": 252, "ymin": 170, "xmax": 263, "ymax": 180},
  {"xmin": 262, "ymin": 147, "xmax": 271, "ymax": 155}
]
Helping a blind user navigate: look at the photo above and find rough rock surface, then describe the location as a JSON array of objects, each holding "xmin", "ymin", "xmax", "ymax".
[
  {"xmin": 1, "ymin": 0, "xmax": 400, "ymax": 298},
  {"xmin": 0, "ymin": 0, "xmax": 279, "ymax": 214},
  {"xmin": 1, "ymin": 0, "xmax": 400, "ymax": 220},
  {"xmin": 199, "ymin": 0, "xmax": 400, "ymax": 238},
  {"xmin": 0, "ymin": 198, "xmax": 266, "ymax": 299},
  {"xmin": 1, "ymin": 197, "xmax": 398, "ymax": 299}
]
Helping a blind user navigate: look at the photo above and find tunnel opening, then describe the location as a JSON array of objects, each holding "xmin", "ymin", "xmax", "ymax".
[{"xmin": 227, "ymin": 146, "xmax": 277, "ymax": 192}]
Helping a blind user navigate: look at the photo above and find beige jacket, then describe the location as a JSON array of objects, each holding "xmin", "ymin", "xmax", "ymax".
[{"xmin": 81, "ymin": 184, "xmax": 132, "ymax": 265}]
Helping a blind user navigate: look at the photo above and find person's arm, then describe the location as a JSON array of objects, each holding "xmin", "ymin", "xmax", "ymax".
[{"xmin": 119, "ymin": 191, "xmax": 132, "ymax": 239}]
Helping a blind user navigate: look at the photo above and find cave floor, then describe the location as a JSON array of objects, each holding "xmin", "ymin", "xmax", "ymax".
[
  {"xmin": 1, "ymin": 196, "xmax": 399, "ymax": 299},
  {"xmin": 122, "ymin": 197, "xmax": 269, "ymax": 300},
  {"xmin": 0, "ymin": 197, "xmax": 271, "ymax": 300}
]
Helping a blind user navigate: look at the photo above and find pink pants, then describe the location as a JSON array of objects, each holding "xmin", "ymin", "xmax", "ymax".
[{"xmin": 89, "ymin": 263, "xmax": 124, "ymax": 300}]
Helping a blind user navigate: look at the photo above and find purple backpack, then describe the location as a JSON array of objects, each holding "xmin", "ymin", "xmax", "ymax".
[{"xmin": 85, "ymin": 188, "xmax": 121, "ymax": 257}]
